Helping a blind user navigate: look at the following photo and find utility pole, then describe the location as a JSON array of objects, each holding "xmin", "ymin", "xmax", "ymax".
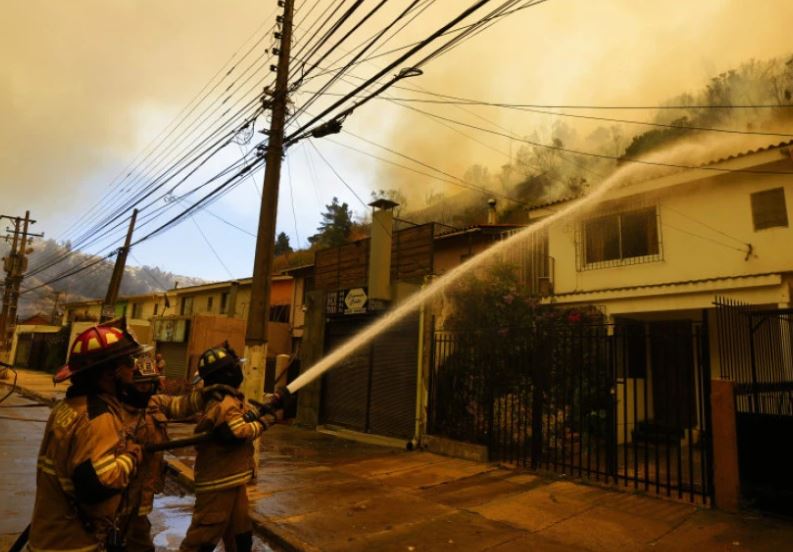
[
  {"xmin": 243, "ymin": 0, "xmax": 295, "ymax": 406},
  {"xmin": 51, "ymin": 290, "xmax": 62, "ymax": 325},
  {"xmin": 0, "ymin": 211, "xmax": 43, "ymax": 363},
  {"xmin": 101, "ymin": 209, "xmax": 138, "ymax": 321}
]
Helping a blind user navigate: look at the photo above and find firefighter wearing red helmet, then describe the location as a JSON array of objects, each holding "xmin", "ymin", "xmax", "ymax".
[
  {"xmin": 179, "ymin": 342, "xmax": 291, "ymax": 552},
  {"xmin": 120, "ymin": 356, "xmax": 225, "ymax": 552},
  {"xmin": 28, "ymin": 320, "xmax": 149, "ymax": 552}
]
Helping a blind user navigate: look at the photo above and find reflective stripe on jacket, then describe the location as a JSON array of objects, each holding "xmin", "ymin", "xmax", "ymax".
[
  {"xmin": 126, "ymin": 390, "xmax": 205, "ymax": 516},
  {"xmin": 29, "ymin": 392, "xmax": 139, "ymax": 552},
  {"xmin": 192, "ymin": 391, "xmax": 265, "ymax": 494}
]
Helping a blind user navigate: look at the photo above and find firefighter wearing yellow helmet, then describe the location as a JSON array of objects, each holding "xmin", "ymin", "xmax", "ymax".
[
  {"xmin": 179, "ymin": 342, "xmax": 291, "ymax": 552},
  {"xmin": 28, "ymin": 320, "xmax": 148, "ymax": 552}
]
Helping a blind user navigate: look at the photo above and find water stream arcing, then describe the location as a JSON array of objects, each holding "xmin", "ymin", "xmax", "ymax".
[{"xmin": 286, "ymin": 156, "xmax": 679, "ymax": 394}]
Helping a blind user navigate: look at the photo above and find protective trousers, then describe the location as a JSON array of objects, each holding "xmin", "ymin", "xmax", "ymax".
[
  {"xmin": 179, "ymin": 485, "xmax": 252, "ymax": 552},
  {"xmin": 125, "ymin": 515, "xmax": 155, "ymax": 552}
]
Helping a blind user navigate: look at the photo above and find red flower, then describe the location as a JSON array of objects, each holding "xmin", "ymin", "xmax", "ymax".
[{"xmin": 567, "ymin": 311, "xmax": 582, "ymax": 324}]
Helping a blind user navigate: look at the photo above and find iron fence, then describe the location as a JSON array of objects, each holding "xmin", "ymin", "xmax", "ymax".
[
  {"xmin": 428, "ymin": 321, "xmax": 713, "ymax": 503},
  {"xmin": 715, "ymin": 297, "xmax": 793, "ymax": 514}
]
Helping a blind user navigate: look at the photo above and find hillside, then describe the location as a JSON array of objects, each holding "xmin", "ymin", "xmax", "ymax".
[{"xmin": 1, "ymin": 239, "xmax": 204, "ymax": 320}]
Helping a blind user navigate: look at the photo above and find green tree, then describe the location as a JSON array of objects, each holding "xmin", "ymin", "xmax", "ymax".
[
  {"xmin": 274, "ymin": 232, "xmax": 293, "ymax": 256},
  {"xmin": 308, "ymin": 197, "xmax": 353, "ymax": 248}
]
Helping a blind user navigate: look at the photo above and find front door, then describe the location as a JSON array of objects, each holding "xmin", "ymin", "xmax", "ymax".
[{"xmin": 649, "ymin": 320, "xmax": 696, "ymax": 431}]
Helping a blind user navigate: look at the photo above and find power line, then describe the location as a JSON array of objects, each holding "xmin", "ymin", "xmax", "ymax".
[
  {"xmin": 191, "ymin": 216, "xmax": 234, "ymax": 279},
  {"xmin": 56, "ymin": 10, "xmax": 279, "ymax": 241},
  {"xmin": 128, "ymin": 252, "xmax": 172, "ymax": 291},
  {"xmin": 301, "ymin": 0, "xmax": 548, "ymax": 84},
  {"xmin": 390, "ymin": 101, "xmax": 793, "ymax": 175},
  {"xmin": 286, "ymin": 0, "xmax": 502, "ymax": 144},
  {"xmin": 285, "ymin": 154, "xmax": 302, "ymax": 248}
]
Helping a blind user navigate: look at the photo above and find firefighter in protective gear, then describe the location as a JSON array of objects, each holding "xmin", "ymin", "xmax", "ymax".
[
  {"xmin": 119, "ymin": 356, "xmax": 212, "ymax": 552},
  {"xmin": 179, "ymin": 343, "xmax": 287, "ymax": 552},
  {"xmin": 28, "ymin": 321, "xmax": 148, "ymax": 552}
]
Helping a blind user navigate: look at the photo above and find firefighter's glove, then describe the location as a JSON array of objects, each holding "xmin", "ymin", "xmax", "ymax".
[
  {"xmin": 258, "ymin": 386, "xmax": 292, "ymax": 413},
  {"xmin": 124, "ymin": 441, "xmax": 143, "ymax": 467},
  {"xmin": 242, "ymin": 409, "xmax": 261, "ymax": 423}
]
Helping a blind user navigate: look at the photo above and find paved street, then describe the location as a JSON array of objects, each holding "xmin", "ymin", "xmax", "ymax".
[
  {"xmin": 0, "ymin": 393, "xmax": 47, "ymax": 550},
  {"xmin": 0, "ymin": 387, "xmax": 276, "ymax": 551},
  {"xmin": 6, "ymin": 369, "xmax": 793, "ymax": 551}
]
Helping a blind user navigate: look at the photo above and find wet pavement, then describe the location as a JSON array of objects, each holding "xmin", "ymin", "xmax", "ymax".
[
  {"xmin": 0, "ymin": 386, "xmax": 276, "ymax": 551},
  {"xmin": 151, "ymin": 477, "xmax": 276, "ymax": 551},
  {"xmin": 0, "ymin": 393, "xmax": 46, "ymax": 550},
  {"xmin": 6, "ymin": 369, "xmax": 793, "ymax": 551}
]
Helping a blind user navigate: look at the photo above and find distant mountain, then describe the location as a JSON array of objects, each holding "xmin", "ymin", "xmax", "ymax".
[{"xmin": 1, "ymin": 239, "xmax": 205, "ymax": 320}]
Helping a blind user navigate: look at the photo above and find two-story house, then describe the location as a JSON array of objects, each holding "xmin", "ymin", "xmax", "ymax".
[{"xmin": 525, "ymin": 140, "xmax": 793, "ymax": 506}]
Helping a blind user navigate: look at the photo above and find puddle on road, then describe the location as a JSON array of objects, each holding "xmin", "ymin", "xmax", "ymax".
[{"xmin": 150, "ymin": 484, "xmax": 276, "ymax": 551}]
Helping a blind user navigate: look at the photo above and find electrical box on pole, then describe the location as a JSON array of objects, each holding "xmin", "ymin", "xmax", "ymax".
[{"xmin": 242, "ymin": 0, "xmax": 295, "ymax": 406}]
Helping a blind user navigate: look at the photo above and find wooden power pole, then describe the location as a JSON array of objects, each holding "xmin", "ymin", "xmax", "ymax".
[
  {"xmin": 0, "ymin": 211, "xmax": 43, "ymax": 362},
  {"xmin": 101, "ymin": 208, "xmax": 138, "ymax": 321},
  {"xmin": 243, "ymin": 0, "xmax": 295, "ymax": 405}
]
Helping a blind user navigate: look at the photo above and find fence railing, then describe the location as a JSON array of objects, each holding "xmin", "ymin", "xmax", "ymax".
[{"xmin": 428, "ymin": 321, "xmax": 713, "ymax": 503}]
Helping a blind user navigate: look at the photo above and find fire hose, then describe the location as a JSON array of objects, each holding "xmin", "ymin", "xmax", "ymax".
[{"xmin": 145, "ymin": 393, "xmax": 289, "ymax": 453}]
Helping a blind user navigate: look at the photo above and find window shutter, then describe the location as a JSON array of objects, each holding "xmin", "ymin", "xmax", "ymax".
[{"xmin": 751, "ymin": 188, "xmax": 788, "ymax": 230}]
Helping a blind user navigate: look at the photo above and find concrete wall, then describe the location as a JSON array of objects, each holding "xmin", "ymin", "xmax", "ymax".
[
  {"xmin": 545, "ymin": 168, "xmax": 793, "ymax": 299},
  {"xmin": 295, "ymin": 289, "xmax": 326, "ymax": 428},
  {"xmin": 186, "ymin": 314, "xmax": 246, "ymax": 378}
]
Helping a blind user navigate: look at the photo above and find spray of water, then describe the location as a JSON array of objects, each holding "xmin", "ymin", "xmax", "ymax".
[{"xmin": 286, "ymin": 140, "xmax": 725, "ymax": 394}]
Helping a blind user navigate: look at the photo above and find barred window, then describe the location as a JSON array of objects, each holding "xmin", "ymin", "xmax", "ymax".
[
  {"xmin": 751, "ymin": 188, "xmax": 788, "ymax": 231},
  {"xmin": 584, "ymin": 207, "xmax": 659, "ymax": 266}
]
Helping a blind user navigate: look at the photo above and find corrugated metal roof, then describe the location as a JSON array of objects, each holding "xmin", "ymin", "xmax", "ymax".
[
  {"xmin": 525, "ymin": 194, "xmax": 585, "ymax": 211},
  {"xmin": 698, "ymin": 139, "xmax": 793, "ymax": 167},
  {"xmin": 434, "ymin": 223, "xmax": 527, "ymax": 240},
  {"xmin": 525, "ymin": 140, "xmax": 793, "ymax": 212}
]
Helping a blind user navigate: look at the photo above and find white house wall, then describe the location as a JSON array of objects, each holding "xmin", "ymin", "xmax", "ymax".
[{"xmin": 547, "ymin": 167, "xmax": 793, "ymax": 308}]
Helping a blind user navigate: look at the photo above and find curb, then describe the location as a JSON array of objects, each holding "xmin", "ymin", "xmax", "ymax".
[
  {"xmin": 0, "ymin": 380, "xmax": 58, "ymax": 407},
  {"xmin": 162, "ymin": 455, "xmax": 311, "ymax": 552},
  {"xmin": 249, "ymin": 511, "xmax": 320, "ymax": 552}
]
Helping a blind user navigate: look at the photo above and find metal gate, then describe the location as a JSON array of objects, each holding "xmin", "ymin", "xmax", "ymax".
[
  {"xmin": 429, "ymin": 320, "xmax": 713, "ymax": 503},
  {"xmin": 715, "ymin": 297, "xmax": 793, "ymax": 514},
  {"xmin": 321, "ymin": 314, "xmax": 418, "ymax": 440},
  {"xmin": 157, "ymin": 341, "xmax": 189, "ymax": 380}
]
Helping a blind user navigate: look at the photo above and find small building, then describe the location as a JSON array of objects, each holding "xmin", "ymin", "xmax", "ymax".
[
  {"xmin": 154, "ymin": 276, "xmax": 294, "ymax": 382},
  {"xmin": 295, "ymin": 200, "xmax": 540, "ymax": 443}
]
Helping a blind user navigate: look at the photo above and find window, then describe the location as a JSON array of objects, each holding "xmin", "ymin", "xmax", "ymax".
[
  {"xmin": 220, "ymin": 292, "xmax": 229, "ymax": 314},
  {"xmin": 584, "ymin": 207, "xmax": 659, "ymax": 267},
  {"xmin": 153, "ymin": 303, "xmax": 159, "ymax": 316},
  {"xmin": 130, "ymin": 303, "xmax": 142, "ymax": 319},
  {"xmin": 751, "ymin": 188, "xmax": 788, "ymax": 230},
  {"xmin": 269, "ymin": 304, "xmax": 290, "ymax": 323},
  {"xmin": 180, "ymin": 296, "xmax": 193, "ymax": 316},
  {"xmin": 207, "ymin": 296, "xmax": 214, "ymax": 312}
]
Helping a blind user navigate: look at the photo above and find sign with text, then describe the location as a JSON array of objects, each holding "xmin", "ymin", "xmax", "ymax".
[{"xmin": 326, "ymin": 287, "xmax": 368, "ymax": 315}]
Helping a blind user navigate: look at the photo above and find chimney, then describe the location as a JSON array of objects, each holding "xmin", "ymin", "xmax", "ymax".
[
  {"xmin": 227, "ymin": 281, "xmax": 240, "ymax": 317},
  {"xmin": 368, "ymin": 198, "xmax": 398, "ymax": 302},
  {"xmin": 487, "ymin": 198, "xmax": 497, "ymax": 224}
]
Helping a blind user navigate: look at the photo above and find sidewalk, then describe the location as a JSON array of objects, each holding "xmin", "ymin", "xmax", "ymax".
[{"xmin": 5, "ymin": 369, "xmax": 793, "ymax": 551}]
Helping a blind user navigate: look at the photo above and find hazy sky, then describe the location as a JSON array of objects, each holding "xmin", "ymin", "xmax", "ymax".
[{"xmin": 2, "ymin": 0, "xmax": 792, "ymax": 282}]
